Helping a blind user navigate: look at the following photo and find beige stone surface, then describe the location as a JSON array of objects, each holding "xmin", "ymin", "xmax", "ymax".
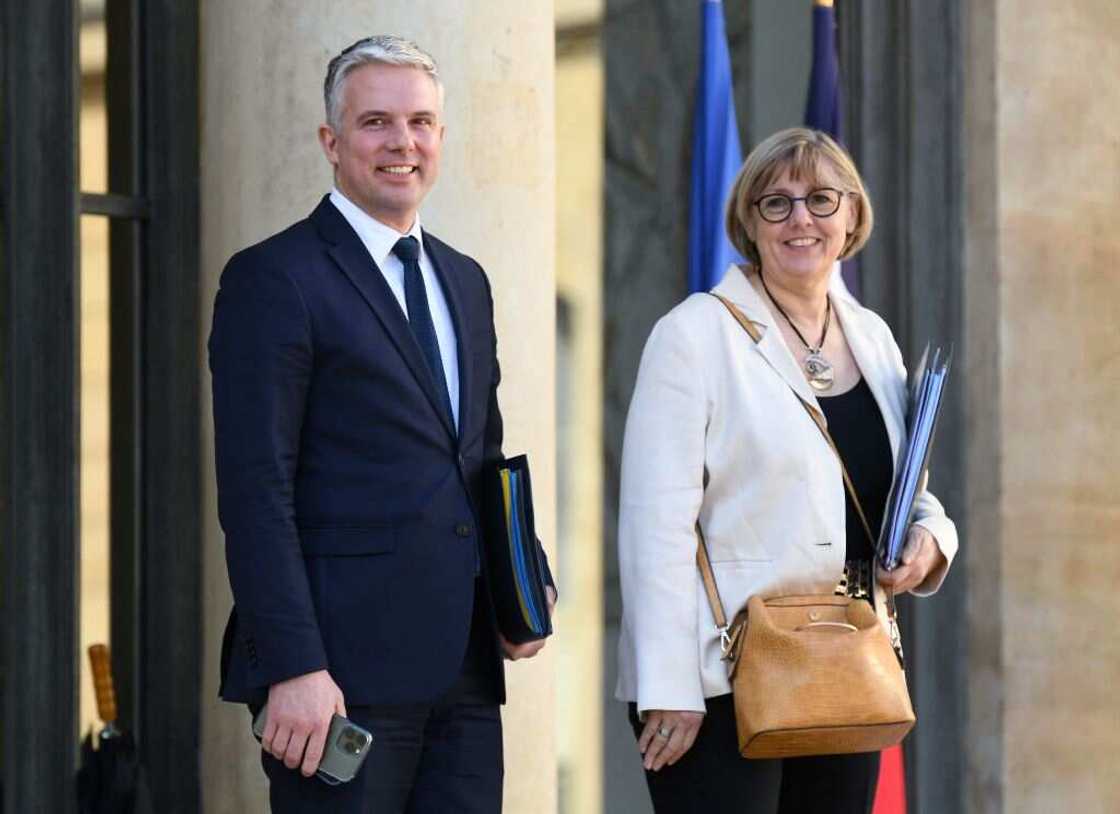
[
  {"xmin": 78, "ymin": 17, "xmax": 112, "ymax": 743},
  {"xmin": 993, "ymin": 1, "xmax": 1120, "ymax": 811},
  {"xmin": 556, "ymin": 0, "xmax": 600, "ymax": 28},
  {"xmin": 555, "ymin": 41, "xmax": 604, "ymax": 814},
  {"xmin": 199, "ymin": 4, "xmax": 557, "ymax": 811}
]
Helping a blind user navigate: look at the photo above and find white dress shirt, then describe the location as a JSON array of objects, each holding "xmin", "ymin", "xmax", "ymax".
[{"xmin": 329, "ymin": 188, "xmax": 460, "ymax": 430}]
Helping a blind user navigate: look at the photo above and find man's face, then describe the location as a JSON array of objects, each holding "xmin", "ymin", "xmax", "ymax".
[{"xmin": 319, "ymin": 63, "xmax": 444, "ymax": 232}]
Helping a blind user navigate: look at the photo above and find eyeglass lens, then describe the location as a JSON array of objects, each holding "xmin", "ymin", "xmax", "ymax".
[{"xmin": 756, "ymin": 189, "xmax": 842, "ymax": 222}]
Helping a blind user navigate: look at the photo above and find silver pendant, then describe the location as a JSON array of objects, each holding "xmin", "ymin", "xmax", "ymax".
[{"xmin": 804, "ymin": 350, "xmax": 835, "ymax": 392}]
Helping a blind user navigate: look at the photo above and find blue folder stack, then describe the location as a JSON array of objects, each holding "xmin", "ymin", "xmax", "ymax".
[
  {"xmin": 878, "ymin": 345, "xmax": 953, "ymax": 570},
  {"xmin": 481, "ymin": 455, "xmax": 553, "ymax": 643}
]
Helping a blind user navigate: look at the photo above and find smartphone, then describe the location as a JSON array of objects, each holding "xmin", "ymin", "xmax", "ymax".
[{"xmin": 252, "ymin": 703, "xmax": 373, "ymax": 785}]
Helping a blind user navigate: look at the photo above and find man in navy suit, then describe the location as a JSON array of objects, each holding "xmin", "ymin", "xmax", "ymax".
[{"xmin": 209, "ymin": 35, "xmax": 555, "ymax": 813}]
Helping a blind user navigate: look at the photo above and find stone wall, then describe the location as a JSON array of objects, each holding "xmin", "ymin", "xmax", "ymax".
[{"xmin": 987, "ymin": 1, "xmax": 1120, "ymax": 810}]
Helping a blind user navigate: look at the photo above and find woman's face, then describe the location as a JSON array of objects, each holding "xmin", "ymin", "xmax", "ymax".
[{"xmin": 746, "ymin": 164, "xmax": 857, "ymax": 285}]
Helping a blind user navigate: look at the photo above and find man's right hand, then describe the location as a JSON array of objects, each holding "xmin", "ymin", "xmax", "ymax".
[{"xmin": 261, "ymin": 669, "xmax": 347, "ymax": 777}]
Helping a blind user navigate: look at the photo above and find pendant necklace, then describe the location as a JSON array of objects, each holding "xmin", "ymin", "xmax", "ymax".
[{"xmin": 759, "ymin": 271, "xmax": 835, "ymax": 392}]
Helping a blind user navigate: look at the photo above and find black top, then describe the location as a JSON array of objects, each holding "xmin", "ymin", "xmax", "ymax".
[{"xmin": 817, "ymin": 378, "xmax": 893, "ymax": 562}]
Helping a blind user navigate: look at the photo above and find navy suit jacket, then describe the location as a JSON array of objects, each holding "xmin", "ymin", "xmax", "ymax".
[{"xmin": 209, "ymin": 196, "xmax": 547, "ymax": 707}]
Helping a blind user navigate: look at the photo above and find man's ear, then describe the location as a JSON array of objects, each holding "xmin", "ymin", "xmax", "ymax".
[{"xmin": 318, "ymin": 124, "xmax": 339, "ymax": 166}]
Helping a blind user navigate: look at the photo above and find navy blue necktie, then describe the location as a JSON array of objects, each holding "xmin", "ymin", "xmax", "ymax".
[{"xmin": 393, "ymin": 236, "xmax": 454, "ymax": 425}]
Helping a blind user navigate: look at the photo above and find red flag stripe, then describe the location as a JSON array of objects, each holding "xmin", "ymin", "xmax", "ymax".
[{"xmin": 872, "ymin": 745, "xmax": 907, "ymax": 814}]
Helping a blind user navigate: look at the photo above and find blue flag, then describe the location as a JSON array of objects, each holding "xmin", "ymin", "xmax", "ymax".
[
  {"xmin": 688, "ymin": 0, "xmax": 743, "ymax": 294},
  {"xmin": 805, "ymin": 2, "xmax": 842, "ymax": 140},
  {"xmin": 804, "ymin": 1, "xmax": 861, "ymax": 300}
]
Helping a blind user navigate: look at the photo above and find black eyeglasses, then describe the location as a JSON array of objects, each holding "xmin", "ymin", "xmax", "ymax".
[{"xmin": 752, "ymin": 188, "xmax": 850, "ymax": 223}]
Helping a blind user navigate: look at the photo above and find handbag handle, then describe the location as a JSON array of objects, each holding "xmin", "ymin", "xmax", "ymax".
[
  {"xmin": 795, "ymin": 621, "xmax": 859, "ymax": 633},
  {"xmin": 696, "ymin": 293, "xmax": 884, "ymax": 657}
]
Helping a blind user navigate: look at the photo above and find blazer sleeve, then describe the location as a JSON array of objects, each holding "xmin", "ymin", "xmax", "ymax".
[
  {"xmin": 478, "ymin": 263, "xmax": 555, "ymax": 592},
  {"xmin": 618, "ymin": 313, "xmax": 709, "ymax": 714},
  {"xmin": 884, "ymin": 332, "xmax": 959, "ymax": 596},
  {"xmin": 209, "ymin": 253, "xmax": 328, "ymax": 689}
]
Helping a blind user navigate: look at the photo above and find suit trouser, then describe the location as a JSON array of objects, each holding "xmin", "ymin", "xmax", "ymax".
[
  {"xmin": 263, "ymin": 580, "xmax": 503, "ymax": 814},
  {"xmin": 628, "ymin": 695, "xmax": 880, "ymax": 814},
  {"xmin": 263, "ymin": 700, "xmax": 502, "ymax": 814}
]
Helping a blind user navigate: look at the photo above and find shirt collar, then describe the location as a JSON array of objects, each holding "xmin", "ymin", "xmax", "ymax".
[{"xmin": 329, "ymin": 187, "xmax": 425, "ymax": 268}]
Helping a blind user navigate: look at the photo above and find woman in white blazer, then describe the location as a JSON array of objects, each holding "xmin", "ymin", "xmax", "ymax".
[{"xmin": 616, "ymin": 128, "xmax": 958, "ymax": 814}]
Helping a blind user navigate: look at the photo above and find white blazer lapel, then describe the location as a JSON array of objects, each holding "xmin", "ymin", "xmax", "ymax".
[{"xmin": 712, "ymin": 265, "xmax": 825, "ymax": 414}]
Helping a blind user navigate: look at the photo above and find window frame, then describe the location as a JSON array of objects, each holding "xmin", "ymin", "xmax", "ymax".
[{"xmin": 1, "ymin": 0, "xmax": 200, "ymax": 810}]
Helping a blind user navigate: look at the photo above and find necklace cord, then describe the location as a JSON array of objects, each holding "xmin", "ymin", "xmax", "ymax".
[{"xmin": 758, "ymin": 268, "xmax": 831, "ymax": 351}]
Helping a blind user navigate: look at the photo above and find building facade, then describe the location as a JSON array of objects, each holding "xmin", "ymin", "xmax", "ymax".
[{"xmin": 3, "ymin": 1, "xmax": 1118, "ymax": 812}]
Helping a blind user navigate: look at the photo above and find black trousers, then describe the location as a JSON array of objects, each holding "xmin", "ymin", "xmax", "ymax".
[
  {"xmin": 628, "ymin": 695, "xmax": 880, "ymax": 814},
  {"xmin": 263, "ymin": 700, "xmax": 502, "ymax": 814},
  {"xmin": 263, "ymin": 580, "xmax": 503, "ymax": 814}
]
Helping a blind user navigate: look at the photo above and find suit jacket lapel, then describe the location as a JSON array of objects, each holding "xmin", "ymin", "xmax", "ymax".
[
  {"xmin": 311, "ymin": 197, "xmax": 457, "ymax": 440},
  {"xmin": 423, "ymin": 232, "xmax": 471, "ymax": 441},
  {"xmin": 712, "ymin": 265, "xmax": 824, "ymax": 413}
]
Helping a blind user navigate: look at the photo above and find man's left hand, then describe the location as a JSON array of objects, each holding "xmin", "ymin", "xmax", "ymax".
[
  {"xmin": 876, "ymin": 525, "xmax": 946, "ymax": 594},
  {"xmin": 500, "ymin": 585, "xmax": 556, "ymax": 660}
]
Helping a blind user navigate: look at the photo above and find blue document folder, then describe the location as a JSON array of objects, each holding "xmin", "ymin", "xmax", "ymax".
[
  {"xmin": 481, "ymin": 455, "xmax": 553, "ymax": 643},
  {"xmin": 878, "ymin": 345, "xmax": 952, "ymax": 570}
]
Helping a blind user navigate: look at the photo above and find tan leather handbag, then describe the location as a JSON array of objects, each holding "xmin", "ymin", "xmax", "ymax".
[{"xmin": 699, "ymin": 294, "xmax": 916, "ymax": 759}]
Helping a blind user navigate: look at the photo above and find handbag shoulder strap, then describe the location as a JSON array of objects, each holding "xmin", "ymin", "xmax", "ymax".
[
  {"xmin": 695, "ymin": 523, "xmax": 728, "ymax": 629},
  {"xmin": 696, "ymin": 293, "xmax": 878, "ymax": 653}
]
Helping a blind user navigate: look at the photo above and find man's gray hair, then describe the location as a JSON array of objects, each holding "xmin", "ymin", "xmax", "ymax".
[{"xmin": 323, "ymin": 35, "xmax": 443, "ymax": 130}]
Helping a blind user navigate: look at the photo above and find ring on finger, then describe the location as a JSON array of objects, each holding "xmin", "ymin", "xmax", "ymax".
[{"xmin": 656, "ymin": 725, "xmax": 672, "ymax": 738}]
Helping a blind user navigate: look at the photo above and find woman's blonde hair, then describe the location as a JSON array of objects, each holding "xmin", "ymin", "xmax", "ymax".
[{"xmin": 725, "ymin": 127, "xmax": 874, "ymax": 268}]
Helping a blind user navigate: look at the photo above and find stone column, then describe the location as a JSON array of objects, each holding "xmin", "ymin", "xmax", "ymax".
[
  {"xmin": 198, "ymin": 4, "xmax": 557, "ymax": 811},
  {"xmin": 966, "ymin": 1, "xmax": 1120, "ymax": 811},
  {"xmin": 556, "ymin": 3, "xmax": 605, "ymax": 812}
]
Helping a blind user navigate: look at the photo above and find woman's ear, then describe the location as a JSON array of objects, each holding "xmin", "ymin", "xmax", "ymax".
[
  {"xmin": 846, "ymin": 196, "xmax": 860, "ymax": 235},
  {"xmin": 743, "ymin": 212, "xmax": 757, "ymax": 243}
]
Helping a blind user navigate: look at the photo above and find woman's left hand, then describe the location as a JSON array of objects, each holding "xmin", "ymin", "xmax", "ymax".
[
  {"xmin": 637, "ymin": 709, "xmax": 705, "ymax": 772},
  {"xmin": 876, "ymin": 525, "xmax": 946, "ymax": 594}
]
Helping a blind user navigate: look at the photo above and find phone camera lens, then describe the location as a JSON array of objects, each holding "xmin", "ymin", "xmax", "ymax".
[{"xmin": 338, "ymin": 727, "xmax": 363, "ymax": 755}]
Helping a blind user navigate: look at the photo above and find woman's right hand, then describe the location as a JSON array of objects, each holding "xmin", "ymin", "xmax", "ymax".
[{"xmin": 637, "ymin": 709, "xmax": 705, "ymax": 771}]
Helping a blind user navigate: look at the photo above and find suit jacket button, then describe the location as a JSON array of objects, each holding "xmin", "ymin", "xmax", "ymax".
[{"xmin": 455, "ymin": 523, "xmax": 472, "ymax": 537}]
